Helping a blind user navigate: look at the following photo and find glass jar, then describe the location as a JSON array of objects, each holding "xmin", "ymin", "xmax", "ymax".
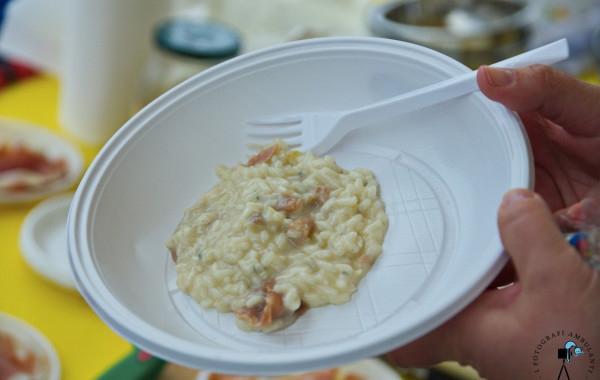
[{"xmin": 133, "ymin": 18, "xmax": 241, "ymax": 110}]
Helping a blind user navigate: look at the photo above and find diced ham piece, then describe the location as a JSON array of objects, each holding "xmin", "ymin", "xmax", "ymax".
[
  {"xmin": 248, "ymin": 213, "xmax": 264, "ymax": 225},
  {"xmin": 275, "ymin": 193, "xmax": 303, "ymax": 214},
  {"xmin": 207, "ymin": 374, "xmax": 257, "ymax": 380},
  {"xmin": 207, "ymin": 368, "xmax": 347, "ymax": 380},
  {"xmin": 0, "ymin": 144, "xmax": 64, "ymax": 174},
  {"xmin": 306, "ymin": 186, "xmax": 330, "ymax": 208},
  {"xmin": 234, "ymin": 279, "xmax": 291, "ymax": 330},
  {"xmin": 0, "ymin": 144, "xmax": 67, "ymax": 192},
  {"xmin": 169, "ymin": 247, "xmax": 178, "ymax": 263},
  {"xmin": 246, "ymin": 145, "xmax": 278, "ymax": 166},
  {"xmin": 0, "ymin": 333, "xmax": 37, "ymax": 378},
  {"xmin": 343, "ymin": 375, "xmax": 366, "ymax": 380},
  {"xmin": 357, "ymin": 254, "xmax": 373, "ymax": 265},
  {"xmin": 288, "ymin": 369, "xmax": 338, "ymax": 380},
  {"xmin": 287, "ymin": 217, "xmax": 315, "ymax": 245}
]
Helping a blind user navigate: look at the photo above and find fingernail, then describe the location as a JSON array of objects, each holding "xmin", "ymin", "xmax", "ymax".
[
  {"xmin": 485, "ymin": 66, "xmax": 516, "ymax": 87},
  {"xmin": 502, "ymin": 189, "xmax": 535, "ymax": 208}
]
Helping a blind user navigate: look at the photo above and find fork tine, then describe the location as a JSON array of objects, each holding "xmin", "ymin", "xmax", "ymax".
[
  {"xmin": 282, "ymin": 136, "xmax": 303, "ymax": 146},
  {"xmin": 246, "ymin": 136, "xmax": 272, "ymax": 143},
  {"xmin": 246, "ymin": 115, "xmax": 302, "ymax": 126},
  {"xmin": 246, "ymin": 124, "xmax": 301, "ymax": 137}
]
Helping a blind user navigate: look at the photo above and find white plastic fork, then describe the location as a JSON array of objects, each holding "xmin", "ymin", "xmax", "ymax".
[{"xmin": 246, "ymin": 38, "xmax": 569, "ymax": 156}]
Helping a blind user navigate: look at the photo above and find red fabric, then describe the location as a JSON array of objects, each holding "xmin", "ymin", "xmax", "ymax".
[{"xmin": 0, "ymin": 57, "xmax": 37, "ymax": 89}]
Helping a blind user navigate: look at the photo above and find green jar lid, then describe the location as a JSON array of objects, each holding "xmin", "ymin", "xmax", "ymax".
[{"xmin": 155, "ymin": 19, "xmax": 241, "ymax": 59}]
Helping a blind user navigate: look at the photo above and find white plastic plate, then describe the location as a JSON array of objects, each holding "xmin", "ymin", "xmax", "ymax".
[
  {"xmin": 0, "ymin": 311, "xmax": 61, "ymax": 380},
  {"xmin": 68, "ymin": 37, "xmax": 532, "ymax": 375},
  {"xmin": 196, "ymin": 358, "xmax": 404, "ymax": 379},
  {"xmin": 0, "ymin": 118, "xmax": 84, "ymax": 204},
  {"xmin": 19, "ymin": 192, "xmax": 77, "ymax": 290}
]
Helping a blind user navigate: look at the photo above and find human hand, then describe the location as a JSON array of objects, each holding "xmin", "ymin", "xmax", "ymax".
[
  {"xmin": 476, "ymin": 65, "xmax": 600, "ymax": 213},
  {"xmin": 387, "ymin": 67, "xmax": 600, "ymax": 379},
  {"xmin": 387, "ymin": 188, "xmax": 600, "ymax": 379}
]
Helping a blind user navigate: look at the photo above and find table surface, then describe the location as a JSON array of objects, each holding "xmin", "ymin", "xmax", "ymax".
[{"xmin": 0, "ymin": 74, "xmax": 132, "ymax": 379}]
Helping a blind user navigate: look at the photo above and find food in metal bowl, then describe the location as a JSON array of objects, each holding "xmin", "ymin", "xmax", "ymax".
[{"xmin": 368, "ymin": 0, "xmax": 540, "ymax": 68}]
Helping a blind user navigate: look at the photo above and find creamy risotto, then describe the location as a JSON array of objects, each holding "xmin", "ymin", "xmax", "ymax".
[{"xmin": 166, "ymin": 140, "xmax": 387, "ymax": 332}]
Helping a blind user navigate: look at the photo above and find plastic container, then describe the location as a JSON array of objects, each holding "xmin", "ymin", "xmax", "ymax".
[
  {"xmin": 59, "ymin": 0, "xmax": 167, "ymax": 146},
  {"xmin": 133, "ymin": 18, "xmax": 241, "ymax": 110},
  {"xmin": 67, "ymin": 37, "xmax": 532, "ymax": 375}
]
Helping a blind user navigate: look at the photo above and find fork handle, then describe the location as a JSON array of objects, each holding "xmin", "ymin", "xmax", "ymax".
[{"xmin": 340, "ymin": 38, "xmax": 570, "ymax": 128}]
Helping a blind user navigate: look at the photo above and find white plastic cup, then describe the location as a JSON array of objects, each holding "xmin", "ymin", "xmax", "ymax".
[{"xmin": 59, "ymin": 0, "xmax": 167, "ymax": 146}]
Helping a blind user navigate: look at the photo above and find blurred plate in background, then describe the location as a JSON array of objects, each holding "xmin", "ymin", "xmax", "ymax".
[{"xmin": 0, "ymin": 118, "xmax": 83, "ymax": 204}]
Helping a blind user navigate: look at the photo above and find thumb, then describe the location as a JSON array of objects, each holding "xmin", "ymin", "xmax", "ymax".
[
  {"xmin": 476, "ymin": 65, "xmax": 600, "ymax": 137},
  {"xmin": 497, "ymin": 189, "xmax": 581, "ymax": 291}
]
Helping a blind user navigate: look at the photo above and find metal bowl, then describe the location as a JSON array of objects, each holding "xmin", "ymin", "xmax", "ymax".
[{"xmin": 368, "ymin": 0, "xmax": 541, "ymax": 68}]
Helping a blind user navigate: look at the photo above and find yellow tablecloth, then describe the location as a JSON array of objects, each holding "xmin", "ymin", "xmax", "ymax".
[{"xmin": 0, "ymin": 74, "xmax": 131, "ymax": 379}]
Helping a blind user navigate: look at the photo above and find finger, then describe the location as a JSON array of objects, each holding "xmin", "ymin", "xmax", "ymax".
[
  {"xmin": 386, "ymin": 325, "xmax": 447, "ymax": 368},
  {"xmin": 476, "ymin": 65, "xmax": 600, "ymax": 137},
  {"xmin": 556, "ymin": 192, "xmax": 600, "ymax": 229},
  {"xmin": 556, "ymin": 201, "xmax": 588, "ymax": 231},
  {"xmin": 497, "ymin": 188, "xmax": 577, "ymax": 290},
  {"xmin": 387, "ymin": 285, "xmax": 521, "ymax": 368}
]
